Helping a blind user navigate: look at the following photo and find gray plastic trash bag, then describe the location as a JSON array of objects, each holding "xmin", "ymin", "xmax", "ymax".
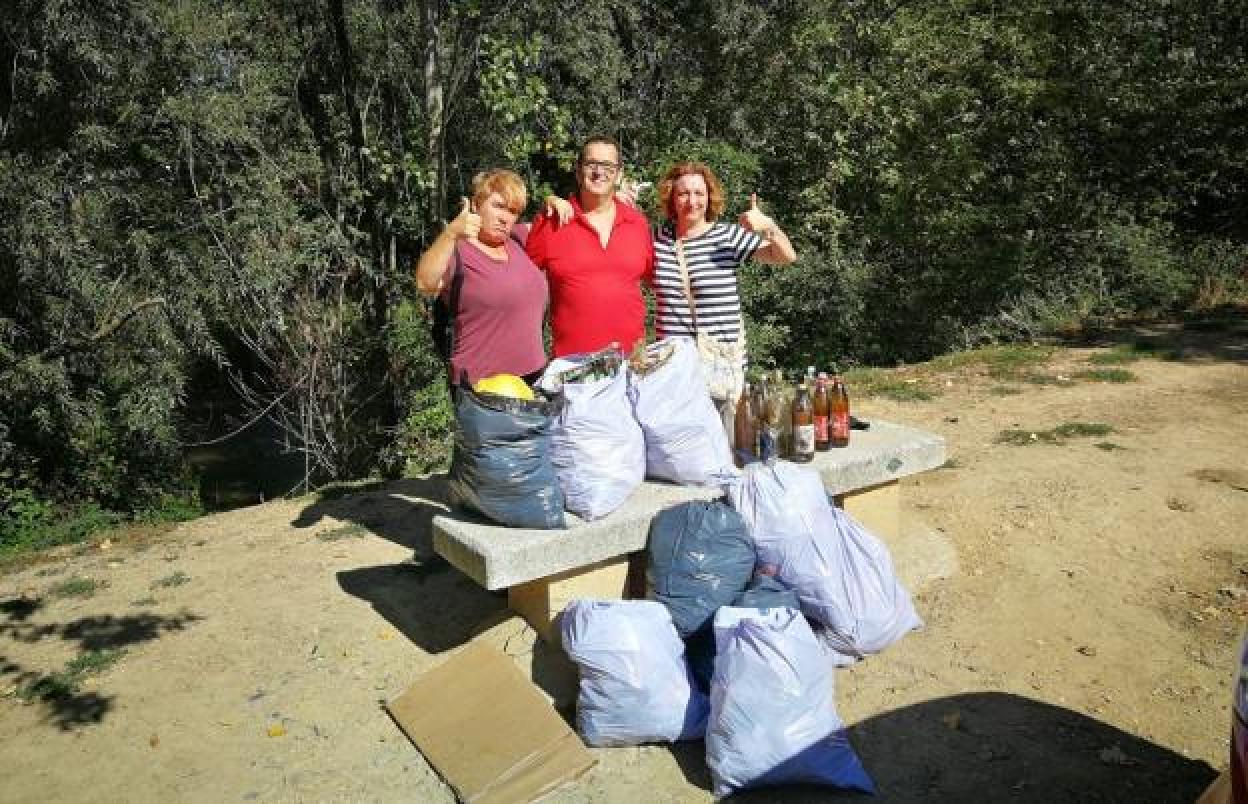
[
  {"xmin": 446, "ymin": 386, "xmax": 565, "ymax": 529},
  {"xmin": 629, "ymin": 339, "xmax": 733, "ymax": 485},
  {"xmin": 725, "ymin": 461, "xmax": 922, "ymax": 663},
  {"xmin": 706, "ymin": 606, "xmax": 875, "ymax": 797},
  {"xmin": 647, "ymin": 499, "xmax": 755, "ymax": 638},
  {"xmin": 560, "ymin": 599, "xmax": 709, "ymax": 746},
  {"xmin": 733, "ymin": 574, "xmax": 800, "ymax": 612}
]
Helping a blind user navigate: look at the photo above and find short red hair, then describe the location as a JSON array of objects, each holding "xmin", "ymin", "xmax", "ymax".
[
  {"xmin": 658, "ymin": 162, "xmax": 726, "ymax": 222},
  {"xmin": 470, "ymin": 168, "xmax": 526, "ymax": 213}
]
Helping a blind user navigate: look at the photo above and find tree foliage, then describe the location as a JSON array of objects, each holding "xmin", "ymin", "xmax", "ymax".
[{"xmin": 2, "ymin": 0, "xmax": 1245, "ymax": 534}]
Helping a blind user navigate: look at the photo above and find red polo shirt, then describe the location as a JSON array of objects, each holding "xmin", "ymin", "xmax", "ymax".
[{"xmin": 526, "ymin": 196, "xmax": 654, "ymax": 357}]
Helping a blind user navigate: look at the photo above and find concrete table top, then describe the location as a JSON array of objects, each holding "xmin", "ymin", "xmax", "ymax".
[{"xmin": 432, "ymin": 418, "xmax": 946, "ymax": 590}]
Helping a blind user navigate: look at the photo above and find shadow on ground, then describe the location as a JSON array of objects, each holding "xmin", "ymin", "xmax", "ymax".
[
  {"xmin": 0, "ymin": 599, "xmax": 202, "ymax": 730},
  {"xmin": 291, "ymin": 474, "xmax": 453, "ymax": 558},
  {"xmin": 1065, "ymin": 304, "xmax": 1248, "ymax": 365},
  {"xmin": 667, "ymin": 691, "xmax": 1217, "ymax": 802},
  {"xmin": 335, "ymin": 561, "xmax": 505, "ymax": 656},
  {"xmin": 296, "ymin": 473, "xmax": 508, "ymax": 655}
]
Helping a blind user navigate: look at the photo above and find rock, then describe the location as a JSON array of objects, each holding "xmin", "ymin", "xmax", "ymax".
[{"xmin": 1166, "ymin": 496, "xmax": 1194, "ymax": 512}]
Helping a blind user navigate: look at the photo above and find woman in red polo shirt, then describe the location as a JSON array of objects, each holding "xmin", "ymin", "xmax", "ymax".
[{"xmin": 414, "ymin": 169, "xmax": 548, "ymax": 386}]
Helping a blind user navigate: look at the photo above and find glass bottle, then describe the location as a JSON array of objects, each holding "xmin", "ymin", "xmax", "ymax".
[
  {"xmin": 830, "ymin": 373, "xmax": 851, "ymax": 448},
  {"xmin": 814, "ymin": 372, "xmax": 831, "ymax": 451},
  {"xmin": 734, "ymin": 383, "xmax": 756, "ymax": 467},
  {"xmin": 792, "ymin": 381, "xmax": 815, "ymax": 462}
]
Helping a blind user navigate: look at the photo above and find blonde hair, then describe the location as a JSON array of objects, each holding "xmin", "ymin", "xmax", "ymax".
[
  {"xmin": 658, "ymin": 162, "xmax": 725, "ymax": 222},
  {"xmin": 470, "ymin": 169, "xmax": 527, "ymax": 212}
]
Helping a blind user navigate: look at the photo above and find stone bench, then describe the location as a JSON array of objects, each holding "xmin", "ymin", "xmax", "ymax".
[{"xmin": 433, "ymin": 419, "xmax": 946, "ymax": 640}]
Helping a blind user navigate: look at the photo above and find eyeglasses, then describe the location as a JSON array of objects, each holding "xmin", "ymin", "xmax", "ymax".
[{"xmin": 580, "ymin": 159, "xmax": 620, "ymax": 176}]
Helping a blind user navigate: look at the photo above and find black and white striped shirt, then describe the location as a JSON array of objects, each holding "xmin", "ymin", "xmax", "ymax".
[{"xmin": 653, "ymin": 222, "xmax": 762, "ymax": 343}]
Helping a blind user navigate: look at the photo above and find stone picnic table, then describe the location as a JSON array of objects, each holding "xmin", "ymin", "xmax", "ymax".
[{"xmin": 432, "ymin": 419, "xmax": 946, "ymax": 641}]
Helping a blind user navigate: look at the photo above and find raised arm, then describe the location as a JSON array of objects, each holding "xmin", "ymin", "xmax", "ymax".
[
  {"xmin": 739, "ymin": 192, "xmax": 797, "ymax": 265},
  {"xmin": 415, "ymin": 198, "xmax": 479, "ymax": 296}
]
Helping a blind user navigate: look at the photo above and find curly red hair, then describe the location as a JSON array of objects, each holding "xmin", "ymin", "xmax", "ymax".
[{"xmin": 658, "ymin": 162, "xmax": 725, "ymax": 222}]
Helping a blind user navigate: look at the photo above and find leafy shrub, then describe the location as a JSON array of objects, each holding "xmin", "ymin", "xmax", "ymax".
[{"xmin": 398, "ymin": 382, "xmax": 455, "ymax": 475}]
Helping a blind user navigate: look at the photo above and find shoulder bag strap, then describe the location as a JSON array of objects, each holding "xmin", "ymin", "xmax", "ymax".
[
  {"xmin": 675, "ymin": 235, "xmax": 745, "ymax": 347},
  {"xmin": 674, "ymin": 237, "xmax": 702, "ymax": 334}
]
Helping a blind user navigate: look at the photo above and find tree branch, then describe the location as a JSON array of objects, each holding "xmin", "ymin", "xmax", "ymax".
[{"xmin": 38, "ymin": 297, "xmax": 167, "ymax": 360}]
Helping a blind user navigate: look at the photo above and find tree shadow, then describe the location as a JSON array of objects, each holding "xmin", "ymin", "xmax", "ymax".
[
  {"xmin": 335, "ymin": 561, "xmax": 504, "ymax": 656},
  {"xmin": 0, "ymin": 599, "xmax": 202, "ymax": 731},
  {"xmin": 1063, "ymin": 304, "xmax": 1248, "ymax": 365},
  {"xmin": 0, "ymin": 597, "xmax": 44, "ymax": 621},
  {"xmin": 667, "ymin": 691, "xmax": 1218, "ymax": 802},
  {"xmin": 291, "ymin": 474, "xmax": 453, "ymax": 558}
]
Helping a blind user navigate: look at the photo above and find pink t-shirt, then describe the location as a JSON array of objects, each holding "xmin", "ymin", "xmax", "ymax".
[{"xmin": 443, "ymin": 225, "xmax": 548, "ymax": 385}]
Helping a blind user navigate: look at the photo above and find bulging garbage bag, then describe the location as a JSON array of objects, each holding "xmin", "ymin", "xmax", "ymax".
[
  {"xmin": 647, "ymin": 499, "xmax": 755, "ymax": 639},
  {"xmin": 725, "ymin": 461, "xmax": 922, "ymax": 663},
  {"xmin": 687, "ymin": 574, "xmax": 805, "ymax": 692},
  {"xmin": 706, "ymin": 606, "xmax": 876, "ymax": 797},
  {"xmin": 560, "ymin": 599, "xmax": 709, "ymax": 746},
  {"xmin": 687, "ymin": 575, "xmax": 803, "ymax": 691},
  {"xmin": 629, "ymin": 338, "xmax": 733, "ymax": 485},
  {"xmin": 539, "ymin": 351, "xmax": 645, "ymax": 520},
  {"xmin": 446, "ymin": 385, "xmax": 565, "ymax": 529}
]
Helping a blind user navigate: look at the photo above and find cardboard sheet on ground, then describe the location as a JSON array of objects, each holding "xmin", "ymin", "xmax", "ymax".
[{"xmin": 387, "ymin": 641, "xmax": 595, "ymax": 803}]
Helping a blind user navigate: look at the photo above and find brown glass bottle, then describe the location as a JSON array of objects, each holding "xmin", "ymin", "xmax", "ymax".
[
  {"xmin": 748, "ymin": 382, "xmax": 768, "ymax": 459},
  {"xmin": 733, "ymin": 383, "xmax": 755, "ymax": 467},
  {"xmin": 755, "ymin": 377, "xmax": 776, "ymax": 461},
  {"xmin": 813, "ymin": 372, "xmax": 831, "ymax": 451},
  {"xmin": 791, "ymin": 381, "xmax": 815, "ymax": 462},
  {"xmin": 830, "ymin": 374, "xmax": 851, "ymax": 448},
  {"xmin": 771, "ymin": 369, "xmax": 791, "ymax": 459}
]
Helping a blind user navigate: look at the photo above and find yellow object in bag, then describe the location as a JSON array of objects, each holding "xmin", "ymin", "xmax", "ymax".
[{"xmin": 474, "ymin": 373, "xmax": 535, "ymax": 401}]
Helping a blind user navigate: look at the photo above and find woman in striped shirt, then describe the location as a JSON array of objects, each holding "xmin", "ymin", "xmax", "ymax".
[{"xmin": 653, "ymin": 162, "xmax": 797, "ymax": 431}]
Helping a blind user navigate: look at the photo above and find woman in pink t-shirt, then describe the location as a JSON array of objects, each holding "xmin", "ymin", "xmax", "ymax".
[{"xmin": 415, "ymin": 169, "xmax": 549, "ymax": 386}]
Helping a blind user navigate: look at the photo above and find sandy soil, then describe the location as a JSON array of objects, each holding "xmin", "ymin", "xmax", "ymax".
[{"xmin": 2, "ymin": 317, "xmax": 1245, "ymax": 803}]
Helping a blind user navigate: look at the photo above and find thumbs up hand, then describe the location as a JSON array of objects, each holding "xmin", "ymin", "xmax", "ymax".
[
  {"xmin": 449, "ymin": 197, "xmax": 481, "ymax": 240},
  {"xmin": 738, "ymin": 192, "xmax": 775, "ymax": 238}
]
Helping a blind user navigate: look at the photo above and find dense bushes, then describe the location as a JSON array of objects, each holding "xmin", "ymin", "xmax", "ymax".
[{"xmin": 1, "ymin": 0, "xmax": 1244, "ymax": 544}]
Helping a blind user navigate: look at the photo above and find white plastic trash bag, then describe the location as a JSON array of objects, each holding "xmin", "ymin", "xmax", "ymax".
[
  {"xmin": 706, "ymin": 606, "xmax": 875, "ymax": 797},
  {"xmin": 725, "ymin": 460, "xmax": 922, "ymax": 663},
  {"xmin": 629, "ymin": 338, "xmax": 733, "ymax": 485},
  {"xmin": 540, "ymin": 351, "xmax": 645, "ymax": 520},
  {"xmin": 560, "ymin": 599, "xmax": 709, "ymax": 746}
]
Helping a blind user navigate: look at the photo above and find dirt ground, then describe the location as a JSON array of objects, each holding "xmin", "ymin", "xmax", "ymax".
[{"xmin": 2, "ymin": 316, "xmax": 1246, "ymax": 803}]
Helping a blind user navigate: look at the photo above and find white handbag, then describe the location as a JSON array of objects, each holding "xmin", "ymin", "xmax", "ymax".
[{"xmin": 675, "ymin": 238, "xmax": 746, "ymax": 403}]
